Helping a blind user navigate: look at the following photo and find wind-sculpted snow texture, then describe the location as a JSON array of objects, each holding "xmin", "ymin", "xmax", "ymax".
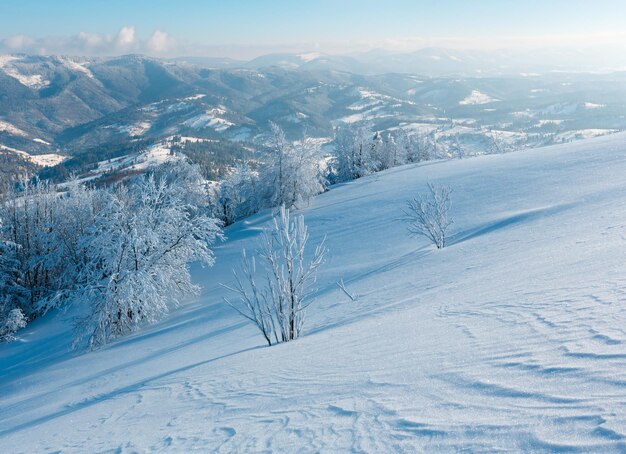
[{"xmin": 3, "ymin": 133, "xmax": 626, "ymax": 452}]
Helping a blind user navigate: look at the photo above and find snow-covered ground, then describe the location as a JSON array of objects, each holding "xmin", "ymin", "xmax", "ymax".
[
  {"xmin": 3, "ymin": 133, "xmax": 626, "ymax": 451},
  {"xmin": 459, "ymin": 90, "xmax": 499, "ymax": 105},
  {"xmin": 0, "ymin": 120, "xmax": 29, "ymax": 138},
  {"xmin": 183, "ymin": 108, "xmax": 234, "ymax": 132},
  {"xmin": 0, "ymin": 144, "xmax": 66, "ymax": 168},
  {"xmin": 0, "ymin": 56, "xmax": 50, "ymax": 89}
]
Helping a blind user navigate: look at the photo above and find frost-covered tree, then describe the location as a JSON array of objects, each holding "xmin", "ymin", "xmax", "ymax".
[
  {"xmin": 334, "ymin": 124, "xmax": 380, "ymax": 181},
  {"xmin": 211, "ymin": 163, "xmax": 260, "ymax": 225},
  {"xmin": 0, "ymin": 308, "xmax": 27, "ymax": 342},
  {"xmin": 150, "ymin": 160, "xmax": 210, "ymax": 209},
  {"xmin": 0, "ymin": 217, "xmax": 28, "ymax": 342},
  {"xmin": 450, "ymin": 134, "xmax": 468, "ymax": 159},
  {"xmin": 261, "ymin": 122, "xmax": 325, "ymax": 209},
  {"xmin": 403, "ymin": 183, "xmax": 453, "ymax": 249},
  {"xmin": 486, "ymin": 129, "xmax": 514, "ymax": 155},
  {"xmin": 2, "ymin": 179, "xmax": 66, "ymax": 316},
  {"xmin": 223, "ymin": 206, "xmax": 326, "ymax": 345},
  {"xmin": 72, "ymin": 174, "xmax": 222, "ymax": 349},
  {"xmin": 0, "ymin": 178, "xmax": 105, "ymax": 317}
]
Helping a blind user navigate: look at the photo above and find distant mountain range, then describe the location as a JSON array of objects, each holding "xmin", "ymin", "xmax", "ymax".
[
  {"xmin": 173, "ymin": 47, "xmax": 626, "ymax": 76},
  {"xmin": 1, "ymin": 51, "xmax": 626, "ymax": 186}
]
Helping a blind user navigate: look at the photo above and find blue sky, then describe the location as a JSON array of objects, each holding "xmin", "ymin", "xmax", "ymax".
[{"xmin": 2, "ymin": 0, "xmax": 626, "ymax": 58}]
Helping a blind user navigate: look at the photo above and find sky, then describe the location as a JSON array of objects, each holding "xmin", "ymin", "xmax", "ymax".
[{"xmin": 2, "ymin": 0, "xmax": 626, "ymax": 59}]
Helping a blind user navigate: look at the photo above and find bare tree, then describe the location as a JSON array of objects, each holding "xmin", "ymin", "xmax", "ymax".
[
  {"xmin": 223, "ymin": 206, "xmax": 327, "ymax": 345},
  {"xmin": 403, "ymin": 183, "xmax": 453, "ymax": 249}
]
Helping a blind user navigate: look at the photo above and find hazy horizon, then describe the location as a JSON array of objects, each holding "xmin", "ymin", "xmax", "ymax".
[{"xmin": 3, "ymin": 0, "xmax": 626, "ymax": 61}]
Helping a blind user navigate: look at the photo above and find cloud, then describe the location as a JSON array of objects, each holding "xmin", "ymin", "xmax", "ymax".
[
  {"xmin": 146, "ymin": 30, "xmax": 175, "ymax": 53},
  {"xmin": 115, "ymin": 26, "xmax": 137, "ymax": 52},
  {"xmin": 0, "ymin": 26, "xmax": 176, "ymax": 57}
]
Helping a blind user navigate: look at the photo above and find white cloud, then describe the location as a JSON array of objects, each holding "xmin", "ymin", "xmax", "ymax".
[
  {"xmin": 147, "ymin": 30, "xmax": 174, "ymax": 53},
  {"xmin": 115, "ymin": 26, "xmax": 137, "ymax": 51},
  {"xmin": 0, "ymin": 26, "xmax": 174, "ymax": 57},
  {"xmin": 3, "ymin": 34, "xmax": 36, "ymax": 51}
]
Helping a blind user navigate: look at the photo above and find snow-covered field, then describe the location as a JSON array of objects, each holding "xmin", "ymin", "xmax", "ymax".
[
  {"xmin": 459, "ymin": 90, "xmax": 499, "ymax": 105},
  {"xmin": 3, "ymin": 133, "xmax": 626, "ymax": 452}
]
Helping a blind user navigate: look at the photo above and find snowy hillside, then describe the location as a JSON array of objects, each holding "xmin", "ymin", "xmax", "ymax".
[{"xmin": 3, "ymin": 133, "xmax": 626, "ymax": 451}]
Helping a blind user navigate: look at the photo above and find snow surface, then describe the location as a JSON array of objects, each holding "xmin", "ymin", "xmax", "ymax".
[
  {"xmin": 4, "ymin": 134, "xmax": 626, "ymax": 451},
  {"xmin": 0, "ymin": 144, "xmax": 65, "ymax": 168},
  {"xmin": 28, "ymin": 153, "xmax": 67, "ymax": 167},
  {"xmin": 118, "ymin": 121, "xmax": 152, "ymax": 136},
  {"xmin": 0, "ymin": 120, "xmax": 29, "ymax": 138},
  {"xmin": 298, "ymin": 52, "xmax": 323, "ymax": 62},
  {"xmin": 459, "ymin": 90, "xmax": 499, "ymax": 105},
  {"xmin": 183, "ymin": 108, "xmax": 234, "ymax": 132},
  {"xmin": 61, "ymin": 58, "xmax": 94, "ymax": 79},
  {"xmin": 0, "ymin": 56, "xmax": 50, "ymax": 89},
  {"xmin": 584, "ymin": 102, "xmax": 606, "ymax": 110}
]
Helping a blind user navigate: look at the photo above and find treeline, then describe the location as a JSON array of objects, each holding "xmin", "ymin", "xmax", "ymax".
[
  {"xmin": 169, "ymin": 137, "xmax": 253, "ymax": 180},
  {"xmin": 209, "ymin": 122, "xmax": 447, "ymax": 227}
]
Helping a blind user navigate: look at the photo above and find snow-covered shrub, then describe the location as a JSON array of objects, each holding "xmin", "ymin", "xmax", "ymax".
[
  {"xmin": 0, "ymin": 308, "xmax": 27, "ymax": 342},
  {"xmin": 403, "ymin": 183, "xmax": 453, "ymax": 249},
  {"xmin": 223, "ymin": 206, "xmax": 326, "ymax": 346}
]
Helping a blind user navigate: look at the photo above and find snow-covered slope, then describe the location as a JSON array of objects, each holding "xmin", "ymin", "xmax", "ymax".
[{"xmin": 3, "ymin": 133, "xmax": 626, "ymax": 452}]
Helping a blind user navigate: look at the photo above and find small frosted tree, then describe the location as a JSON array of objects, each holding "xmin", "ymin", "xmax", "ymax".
[
  {"xmin": 0, "ymin": 308, "xmax": 27, "ymax": 342},
  {"xmin": 0, "ymin": 218, "xmax": 28, "ymax": 342},
  {"xmin": 261, "ymin": 122, "xmax": 325, "ymax": 209},
  {"xmin": 211, "ymin": 163, "xmax": 260, "ymax": 225},
  {"xmin": 223, "ymin": 206, "xmax": 326, "ymax": 345},
  {"xmin": 403, "ymin": 183, "xmax": 453, "ymax": 249}
]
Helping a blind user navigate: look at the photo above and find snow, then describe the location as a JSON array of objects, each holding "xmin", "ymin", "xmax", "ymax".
[
  {"xmin": 118, "ymin": 121, "xmax": 151, "ymax": 136},
  {"xmin": 298, "ymin": 52, "xmax": 322, "ymax": 62},
  {"xmin": 176, "ymin": 136, "xmax": 218, "ymax": 143},
  {"xmin": 0, "ymin": 120, "xmax": 29, "ymax": 138},
  {"xmin": 0, "ymin": 144, "xmax": 65, "ymax": 167},
  {"xmin": 537, "ymin": 119, "xmax": 564, "ymax": 126},
  {"xmin": 184, "ymin": 94, "xmax": 206, "ymax": 101},
  {"xmin": 555, "ymin": 128, "xmax": 618, "ymax": 141},
  {"xmin": 61, "ymin": 58, "xmax": 94, "ymax": 79},
  {"xmin": 459, "ymin": 90, "xmax": 499, "ymax": 105},
  {"xmin": 32, "ymin": 138, "xmax": 50, "ymax": 145},
  {"xmin": 28, "ymin": 153, "xmax": 66, "ymax": 167},
  {"xmin": 0, "ymin": 57, "xmax": 50, "ymax": 89},
  {"xmin": 183, "ymin": 108, "xmax": 234, "ymax": 132},
  {"xmin": 0, "ymin": 55, "xmax": 20, "ymax": 67},
  {"xmin": 4, "ymin": 134, "xmax": 626, "ymax": 450},
  {"xmin": 584, "ymin": 102, "xmax": 606, "ymax": 109},
  {"xmin": 0, "ymin": 144, "xmax": 30, "ymax": 157},
  {"xmin": 284, "ymin": 112, "xmax": 308, "ymax": 123}
]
